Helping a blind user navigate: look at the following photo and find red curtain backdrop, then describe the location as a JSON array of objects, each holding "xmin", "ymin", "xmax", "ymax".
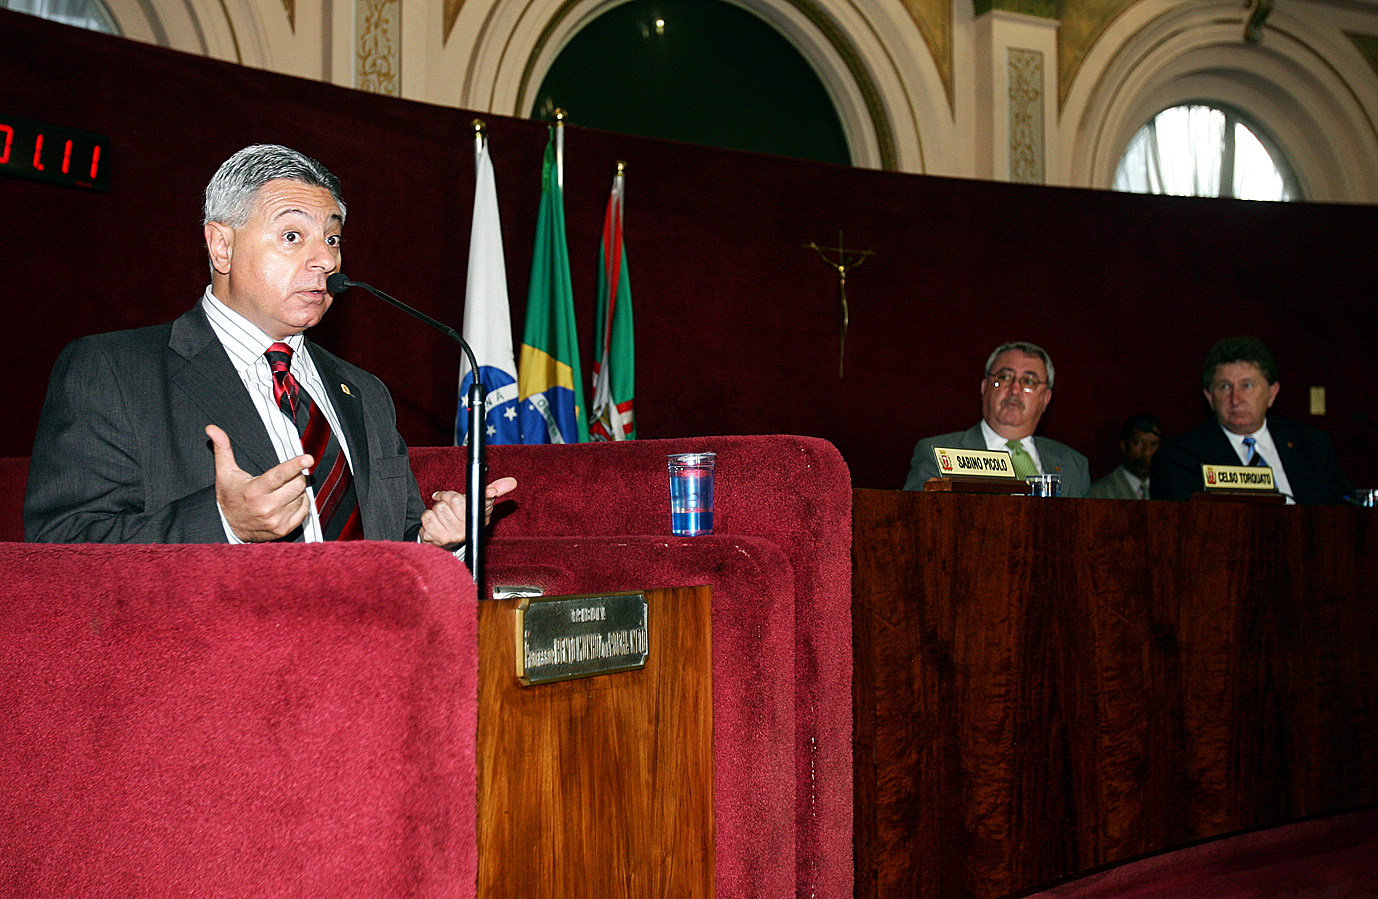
[{"xmin": 4, "ymin": 9, "xmax": 1377, "ymax": 487}]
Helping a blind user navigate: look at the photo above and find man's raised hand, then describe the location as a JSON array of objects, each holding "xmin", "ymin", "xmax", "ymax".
[
  {"xmin": 206, "ymin": 424, "xmax": 314, "ymax": 542},
  {"xmin": 419, "ymin": 476, "xmax": 518, "ymax": 548}
]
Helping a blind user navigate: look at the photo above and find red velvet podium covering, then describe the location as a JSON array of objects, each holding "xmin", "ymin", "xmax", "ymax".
[
  {"xmin": 412, "ymin": 434, "xmax": 854, "ymax": 899},
  {"xmin": 0, "ymin": 542, "xmax": 479, "ymax": 899},
  {"xmin": 0, "ymin": 433, "xmax": 850, "ymax": 899}
]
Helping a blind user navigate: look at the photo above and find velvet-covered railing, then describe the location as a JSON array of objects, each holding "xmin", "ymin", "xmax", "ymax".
[
  {"xmin": 0, "ymin": 541, "xmax": 480, "ymax": 898},
  {"xmin": 5, "ymin": 10, "xmax": 1378, "ymax": 488},
  {"xmin": 0, "ymin": 432, "xmax": 855, "ymax": 899}
]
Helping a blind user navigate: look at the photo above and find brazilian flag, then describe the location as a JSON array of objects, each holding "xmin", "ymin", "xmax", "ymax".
[{"xmin": 518, "ymin": 127, "xmax": 588, "ymax": 444}]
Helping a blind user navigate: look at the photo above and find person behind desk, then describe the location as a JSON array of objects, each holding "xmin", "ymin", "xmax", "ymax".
[
  {"xmin": 903, "ymin": 341, "xmax": 1090, "ymax": 496},
  {"xmin": 1087, "ymin": 414, "xmax": 1162, "ymax": 499},
  {"xmin": 25, "ymin": 143, "xmax": 516, "ymax": 546},
  {"xmin": 1150, "ymin": 336, "xmax": 1352, "ymax": 504}
]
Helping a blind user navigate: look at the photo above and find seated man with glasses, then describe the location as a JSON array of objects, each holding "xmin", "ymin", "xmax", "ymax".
[
  {"xmin": 903, "ymin": 341, "xmax": 1091, "ymax": 496},
  {"xmin": 1150, "ymin": 337, "xmax": 1351, "ymax": 504}
]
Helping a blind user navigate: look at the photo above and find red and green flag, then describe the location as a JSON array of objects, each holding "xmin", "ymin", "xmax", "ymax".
[{"xmin": 590, "ymin": 163, "xmax": 635, "ymax": 441}]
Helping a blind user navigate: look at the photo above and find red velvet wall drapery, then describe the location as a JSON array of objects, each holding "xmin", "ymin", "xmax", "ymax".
[{"xmin": 4, "ymin": 9, "xmax": 1377, "ymax": 487}]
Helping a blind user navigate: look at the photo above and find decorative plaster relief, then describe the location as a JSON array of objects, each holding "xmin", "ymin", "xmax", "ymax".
[
  {"xmin": 1008, "ymin": 47, "xmax": 1044, "ymax": 183},
  {"xmin": 357, "ymin": 0, "xmax": 401, "ymax": 96}
]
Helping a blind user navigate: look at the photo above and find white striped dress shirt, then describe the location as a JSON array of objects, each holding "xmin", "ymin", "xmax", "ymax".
[{"xmin": 201, "ymin": 286, "xmax": 354, "ymax": 542}]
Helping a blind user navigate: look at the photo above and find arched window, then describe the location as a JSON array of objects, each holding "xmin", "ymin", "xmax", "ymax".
[
  {"xmin": 1, "ymin": 0, "xmax": 118, "ymax": 33},
  {"xmin": 531, "ymin": 0, "xmax": 850, "ymax": 166},
  {"xmin": 1114, "ymin": 104, "xmax": 1296, "ymax": 201}
]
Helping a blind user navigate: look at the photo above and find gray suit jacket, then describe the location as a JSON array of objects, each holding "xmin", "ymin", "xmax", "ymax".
[
  {"xmin": 903, "ymin": 424, "xmax": 1091, "ymax": 497},
  {"xmin": 25, "ymin": 302, "xmax": 425, "ymax": 543},
  {"xmin": 1086, "ymin": 466, "xmax": 1145, "ymax": 500}
]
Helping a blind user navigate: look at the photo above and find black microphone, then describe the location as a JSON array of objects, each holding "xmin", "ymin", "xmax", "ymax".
[{"xmin": 327, "ymin": 273, "xmax": 489, "ymax": 586}]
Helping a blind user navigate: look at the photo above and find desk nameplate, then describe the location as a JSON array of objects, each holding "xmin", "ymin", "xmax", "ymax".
[
  {"xmin": 1201, "ymin": 463, "xmax": 1276, "ymax": 492},
  {"xmin": 931, "ymin": 446, "xmax": 1018, "ymax": 479},
  {"xmin": 515, "ymin": 591, "xmax": 649, "ymax": 686}
]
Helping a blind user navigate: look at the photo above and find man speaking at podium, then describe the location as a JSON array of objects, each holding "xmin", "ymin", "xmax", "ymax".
[
  {"xmin": 1151, "ymin": 337, "xmax": 1351, "ymax": 505},
  {"xmin": 25, "ymin": 143, "xmax": 514, "ymax": 545},
  {"xmin": 904, "ymin": 341, "xmax": 1090, "ymax": 496}
]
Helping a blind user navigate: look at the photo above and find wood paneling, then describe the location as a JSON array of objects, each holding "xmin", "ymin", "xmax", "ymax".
[
  {"xmin": 478, "ymin": 586, "xmax": 715, "ymax": 899},
  {"xmin": 852, "ymin": 491, "xmax": 1378, "ymax": 899}
]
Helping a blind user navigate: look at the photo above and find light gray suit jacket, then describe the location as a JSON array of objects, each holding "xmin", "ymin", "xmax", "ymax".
[
  {"xmin": 903, "ymin": 423, "xmax": 1091, "ymax": 497},
  {"xmin": 25, "ymin": 302, "xmax": 425, "ymax": 543},
  {"xmin": 1086, "ymin": 466, "xmax": 1146, "ymax": 500}
]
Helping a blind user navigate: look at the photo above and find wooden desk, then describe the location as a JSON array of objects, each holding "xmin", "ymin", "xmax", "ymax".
[{"xmin": 852, "ymin": 490, "xmax": 1378, "ymax": 899}]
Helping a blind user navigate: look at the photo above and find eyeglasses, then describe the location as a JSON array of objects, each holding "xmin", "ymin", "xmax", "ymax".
[{"xmin": 988, "ymin": 369, "xmax": 1046, "ymax": 392}]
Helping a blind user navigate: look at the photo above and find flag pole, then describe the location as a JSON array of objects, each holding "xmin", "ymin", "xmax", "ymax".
[
  {"xmin": 460, "ymin": 118, "xmax": 486, "ymax": 405},
  {"xmin": 554, "ymin": 108, "xmax": 565, "ymax": 190}
]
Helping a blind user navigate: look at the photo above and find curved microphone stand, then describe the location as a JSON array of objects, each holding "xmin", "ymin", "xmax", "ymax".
[{"xmin": 326, "ymin": 273, "xmax": 488, "ymax": 586}]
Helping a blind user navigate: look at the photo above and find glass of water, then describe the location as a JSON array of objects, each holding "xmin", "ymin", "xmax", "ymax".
[{"xmin": 667, "ymin": 452, "xmax": 716, "ymax": 536}]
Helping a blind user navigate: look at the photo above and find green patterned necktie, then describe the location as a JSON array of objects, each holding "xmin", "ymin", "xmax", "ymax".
[{"xmin": 1005, "ymin": 439, "xmax": 1039, "ymax": 478}]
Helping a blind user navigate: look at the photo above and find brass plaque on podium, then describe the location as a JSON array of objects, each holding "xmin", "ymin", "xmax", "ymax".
[{"xmin": 515, "ymin": 591, "xmax": 650, "ymax": 685}]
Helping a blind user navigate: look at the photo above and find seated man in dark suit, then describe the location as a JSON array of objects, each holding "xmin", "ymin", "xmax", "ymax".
[
  {"xmin": 25, "ymin": 143, "xmax": 515, "ymax": 545},
  {"xmin": 1151, "ymin": 337, "xmax": 1352, "ymax": 504},
  {"xmin": 904, "ymin": 341, "xmax": 1090, "ymax": 496}
]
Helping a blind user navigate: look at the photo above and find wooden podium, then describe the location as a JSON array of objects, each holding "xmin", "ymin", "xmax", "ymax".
[{"xmin": 477, "ymin": 585, "xmax": 715, "ymax": 899}]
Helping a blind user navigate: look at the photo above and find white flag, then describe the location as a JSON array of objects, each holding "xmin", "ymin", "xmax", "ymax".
[{"xmin": 457, "ymin": 125, "xmax": 521, "ymax": 445}]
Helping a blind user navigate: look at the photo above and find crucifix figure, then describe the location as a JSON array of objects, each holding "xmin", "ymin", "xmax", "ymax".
[{"xmin": 806, "ymin": 232, "xmax": 874, "ymax": 378}]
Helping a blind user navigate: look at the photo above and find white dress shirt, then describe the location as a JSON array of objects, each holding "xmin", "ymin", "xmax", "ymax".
[
  {"xmin": 981, "ymin": 420, "xmax": 1044, "ymax": 473},
  {"xmin": 202, "ymin": 286, "xmax": 355, "ymax": 542},
  {"xmin": 1121, "ymin": 467, "xmax": 1148, "ymax": 499},
  {"xmin": 1220, "ymin": 421, "xmax": 1295, "ymax": 505}
]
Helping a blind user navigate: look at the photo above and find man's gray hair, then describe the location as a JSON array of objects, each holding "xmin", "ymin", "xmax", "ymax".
[
  {"xmin": 984, "ymin": 341, "xmax": 1055, "ymax": 388},
  {"xmin": 203, "ymin": 144, "xmax": 346, "ymax": 228}
]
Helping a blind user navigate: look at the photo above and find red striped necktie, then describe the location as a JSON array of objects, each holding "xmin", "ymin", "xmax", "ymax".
[{"xmin": 265, "ymin": 342, "xmax": 363, "ymax": 540}]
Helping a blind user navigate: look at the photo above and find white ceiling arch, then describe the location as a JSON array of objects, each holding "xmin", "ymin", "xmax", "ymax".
[
  {"xmin": 1064, "ymin": 0, "xmax": 1378, "ymax": 201},
  {"xmin": 455, "ymin": 0, "xmax": 950, "ymax": 172}
]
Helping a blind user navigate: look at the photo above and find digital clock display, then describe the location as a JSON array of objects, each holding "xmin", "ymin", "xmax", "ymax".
[{"xmin": 1, "ymin": 114, "xmax": 110, "ymax": 192}]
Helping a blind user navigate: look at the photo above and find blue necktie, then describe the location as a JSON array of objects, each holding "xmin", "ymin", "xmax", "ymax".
[{"xmin": 1242, "ymin": 436, "xmax": 1268, "ymax": 467}]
